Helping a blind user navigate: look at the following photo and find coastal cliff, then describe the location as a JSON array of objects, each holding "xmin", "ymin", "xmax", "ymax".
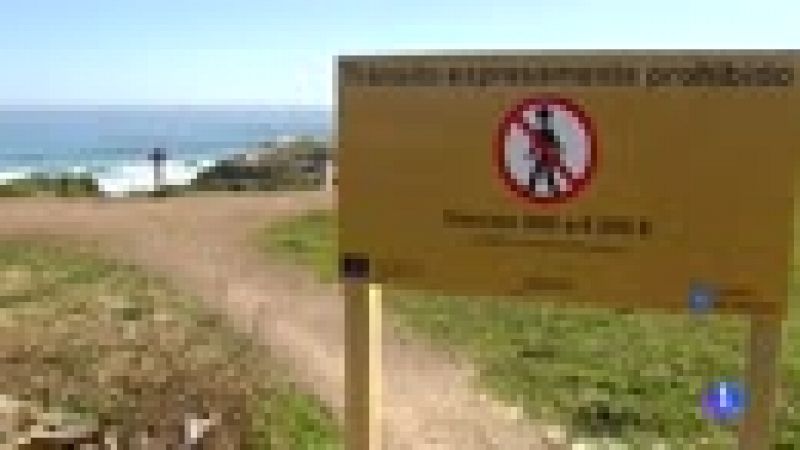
[{"xmin": 189, "ymin": 136, "xmax": 336, "ymax": 192}]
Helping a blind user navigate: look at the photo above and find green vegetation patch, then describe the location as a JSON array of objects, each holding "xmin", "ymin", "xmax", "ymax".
[
  {"xmin": 253, "ymin": 384, "xmax": 342, "ymax": 450},
  {"xmin": 0, "ymin": 173, "xmax": 100, "ymax": 197},
  {"xmin": 257, "ymin": 210, "xmax": 338, "ymax": 283}
]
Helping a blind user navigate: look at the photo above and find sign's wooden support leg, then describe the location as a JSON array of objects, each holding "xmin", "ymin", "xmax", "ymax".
[
  {"xmin": 345, "ymin": 280, "xmax": 383, "ymax": 450},
  {"xmin": 737, "ymin": 315, "xmax": 782, "ymax": 449}
]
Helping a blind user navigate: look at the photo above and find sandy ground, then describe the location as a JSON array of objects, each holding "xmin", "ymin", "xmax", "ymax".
[{"xmin": 0, "ymin": 192, "xmax": 570, "ymax": 449}]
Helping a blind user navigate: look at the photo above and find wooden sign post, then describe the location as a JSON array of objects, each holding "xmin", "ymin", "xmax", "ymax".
[
  {"xmin": 343, "ymin": 254, "xmax": 383, "ymax": 450},
  {"xmin": 738, "ymin": 315, "xmax": 783, "ymax": 449},
  {"xmin": 325, "ymin": 158, "xmax": 335, "ymax": 192}
]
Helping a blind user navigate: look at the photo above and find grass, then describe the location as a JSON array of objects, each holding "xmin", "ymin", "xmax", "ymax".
[
  {"xmin": 259, "ymin": 209, "xmax": 800, "ymax": 448},
  {"xmin": 255, "ymin": 385, "xmax": 342, "ymax": 449},
  {"xmin": 257, "ymin": 210, "xmax": 339, "ymax": 283},
  {"xmin": 0, "ymin": 174, "xmax": 325, "ymax": 199},
  {"xmin": 0, "ymin": 173, "xmax": 100, "ymax": 197},
  {"xmin": 0, "ymin": 238, "xmax": 342, "ymax": 449}
]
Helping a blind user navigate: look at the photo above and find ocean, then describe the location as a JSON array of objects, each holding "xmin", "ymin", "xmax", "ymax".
[{"xmin": 0, "ymin": 106, "xmax": 333, "ymax": 195}]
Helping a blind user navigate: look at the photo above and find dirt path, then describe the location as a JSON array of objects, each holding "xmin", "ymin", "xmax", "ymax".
[{"xmin": 0, "ymin": 192, "xmax": 570, "ymax": 449}]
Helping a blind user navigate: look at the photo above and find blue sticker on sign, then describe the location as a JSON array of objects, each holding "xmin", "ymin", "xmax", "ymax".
[
  {"xmin": 701, "ymin": 380, "xmax": 747, "ymax": 423},
  {"xmin": 689, "ymin": 281, "xmax": 716, "ymax": 313}
]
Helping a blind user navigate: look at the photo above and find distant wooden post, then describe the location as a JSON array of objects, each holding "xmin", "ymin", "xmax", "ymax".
[
  {"xmin": 149, "ymin": 147, "xmax": 167, "ymax": 196},
  {"xmin": 737, "ymin": 314, "xmax": 783, "ymax": 449},
  {"xmin": 342, "ymin": 254, "xmax": 383, "ymax": 450},
  {"xmin": 325, "ymin": 158, "xmax": 335, "ymax": 192}
]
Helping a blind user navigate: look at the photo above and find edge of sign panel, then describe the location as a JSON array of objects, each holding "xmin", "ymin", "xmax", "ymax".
[{"xmin": 337, "ymin": 49, "xmax": 800, "ymax": 61}]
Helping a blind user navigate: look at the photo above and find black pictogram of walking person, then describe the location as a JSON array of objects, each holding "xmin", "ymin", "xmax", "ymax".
[{"xmin": 526, "ymin": 105, "xmax": 567, "ymax": 196}]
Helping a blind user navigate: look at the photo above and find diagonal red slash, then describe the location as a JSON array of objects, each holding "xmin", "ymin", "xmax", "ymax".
[{"xmin": 555, "ymin": 163, "xmax": 575, "ymax": 190}]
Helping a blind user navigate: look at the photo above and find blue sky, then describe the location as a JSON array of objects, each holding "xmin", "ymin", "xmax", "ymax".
[{"xmin": 1, "ymin": 0, "xmax": 797, "ymax": 106}]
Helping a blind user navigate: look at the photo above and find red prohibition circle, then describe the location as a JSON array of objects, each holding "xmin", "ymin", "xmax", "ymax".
[{"xmin": 494, "ymin": 97, "xmax": 598, "ymax": 205}]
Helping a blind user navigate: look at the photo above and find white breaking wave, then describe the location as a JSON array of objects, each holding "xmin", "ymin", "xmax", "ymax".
[
  {"xmin": 0, "ymin": 170, "xmax": 31, "ymax": 184},
  {"xmin": 95, "ymin": 159, "xmax": 218, "ymax": 197}
]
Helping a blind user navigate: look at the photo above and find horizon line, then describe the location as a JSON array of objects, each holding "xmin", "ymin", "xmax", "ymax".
[{"xmin": 0, "ymin": 104, "xmax": 335, "ymax": 111}]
